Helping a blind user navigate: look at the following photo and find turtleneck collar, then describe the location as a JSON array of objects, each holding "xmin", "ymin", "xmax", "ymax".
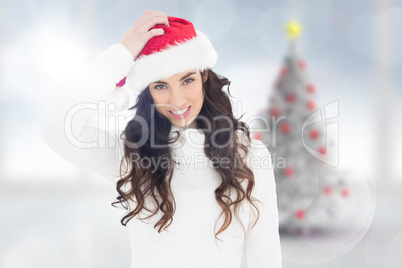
[
  {"xmin": 169, "ymin": 124, "xmax": 204, "ymax": 135},
  {"xmin": 168, "ymin": 124, "xmax": 205, "ymax": 150}
]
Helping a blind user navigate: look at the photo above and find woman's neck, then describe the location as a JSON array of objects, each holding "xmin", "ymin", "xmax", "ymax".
[{"xmin": 173, "ymin": 120, "xmax": 198, "ymax": 130}]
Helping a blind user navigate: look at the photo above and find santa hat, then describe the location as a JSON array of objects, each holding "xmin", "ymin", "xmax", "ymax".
[
  {"xmin": 109, "ymin": 16, "xmax": 217, "ymax": 115},
  {"xmin": 124, "ymin": 16, "xmax": 218, "ymax": 95}
]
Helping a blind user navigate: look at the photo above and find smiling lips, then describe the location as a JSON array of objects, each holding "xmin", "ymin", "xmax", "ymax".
[{"xmin": 169, "ymin": 106, "xmax": 191, "ymax": 119}]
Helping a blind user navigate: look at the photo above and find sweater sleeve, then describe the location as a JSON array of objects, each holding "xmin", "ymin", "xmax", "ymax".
[
  {"xmin": 40, "ymin": 43, "xmax": 135, "ymax": 183},
  {"xmin": 246, "ymin": 139, "xmax": 282, "ymax": 267}
]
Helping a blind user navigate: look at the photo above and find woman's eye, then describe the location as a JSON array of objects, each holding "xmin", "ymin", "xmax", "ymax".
[
  {"xmin": 155, "ymin": 85, "xmax": 166, "ymax": 90},
  {"xmin": 184, "ymin": 78, "xmax": 194, "ymax": 85}
]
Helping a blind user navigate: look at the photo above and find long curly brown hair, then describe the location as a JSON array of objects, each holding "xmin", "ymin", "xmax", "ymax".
[{"xmin": 111, "ymin": 69, "xmax": 261, "ymax": 243}]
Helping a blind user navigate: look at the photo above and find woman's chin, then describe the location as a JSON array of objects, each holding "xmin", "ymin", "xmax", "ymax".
[{"xmin": 171, "ymin": 119, "xmax": 196, "ymax": 128}]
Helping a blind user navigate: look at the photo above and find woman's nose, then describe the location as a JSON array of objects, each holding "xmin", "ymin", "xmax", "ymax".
[{"xmin": 169, "ymin": 88, "xmax": 186, "ymax": 108}]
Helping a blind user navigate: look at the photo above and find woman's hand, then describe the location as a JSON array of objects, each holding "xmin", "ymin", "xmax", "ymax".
[{"xmin": 120, "ymin": 10, "xmax": 170, "ymax": 60}]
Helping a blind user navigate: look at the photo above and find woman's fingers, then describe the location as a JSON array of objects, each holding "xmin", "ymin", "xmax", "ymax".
[
  {"xmin": 147, "ymin": 28, "xmax": 165, "ymax": 39},
  {"xmin": 148, "ymin": 10, "xmax": 168, "ymax": 18},
  {"xmin": 120, "ymin": 10, "xmax": 169, "ymax": 60},
  {"xmin": 136, "ymin": 11, "xmax": 169, "ymax": 31},
  {"xmin": 141, "ymin": 15, "xmax": 169, "ymax": 42},
  {"xmin": 136, "ymin": 10, "xmax": 168, "ymax": 28},
  {"xmin": 147, "ymin": 15, "xmax": 170, "ymax": 28}
]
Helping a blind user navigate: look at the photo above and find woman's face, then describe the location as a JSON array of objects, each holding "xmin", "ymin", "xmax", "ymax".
[{"xmin": 149, "ymin": 70, "xmax": 207, "ymax": 128}]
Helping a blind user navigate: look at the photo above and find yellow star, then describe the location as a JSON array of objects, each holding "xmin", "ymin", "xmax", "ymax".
[{"xmin": 286, "ymin": 21, "xmax": 302, "ymax": 39}]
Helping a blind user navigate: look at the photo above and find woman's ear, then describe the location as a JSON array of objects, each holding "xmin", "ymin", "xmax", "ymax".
[{"xmin": 202, "ymin": 71, "xmax": 208, "ymax": 83}]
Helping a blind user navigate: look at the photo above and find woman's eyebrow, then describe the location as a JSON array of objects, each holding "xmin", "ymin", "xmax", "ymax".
[
  {"xmin": 152, "ymin": 72, "xmax": 196, "ymax": 84},
  {"xmin": 179, "ymin": 72, "xmax": 196, "ymax": 81}
]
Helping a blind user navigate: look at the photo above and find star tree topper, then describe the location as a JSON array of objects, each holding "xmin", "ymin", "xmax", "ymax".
[{"xmin": 286, "ymin": 21, "xmax": 302, "ymax": 40}]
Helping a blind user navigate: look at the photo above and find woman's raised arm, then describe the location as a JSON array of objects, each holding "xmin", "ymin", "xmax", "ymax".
[
  {"xmin": 40, "ymin": 10, "xmax": 170, "ymax": 183},
  {"xmin": 40, "ymin": 43, "xmax": 135, "ymax": 183}
]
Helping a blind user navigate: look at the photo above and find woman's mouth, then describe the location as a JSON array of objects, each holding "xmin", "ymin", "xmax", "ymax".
[{"xmin": 169, "ymin": 106, "xmax": 191, "ymax": 119}]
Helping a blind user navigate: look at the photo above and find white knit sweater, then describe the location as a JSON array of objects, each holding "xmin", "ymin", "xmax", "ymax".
[{"xmin": 40, "ymin": 43, "xmax": 282, "ymax": 268}]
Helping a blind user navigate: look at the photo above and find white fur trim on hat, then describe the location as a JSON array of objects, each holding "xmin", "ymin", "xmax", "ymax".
[{"xmin": 126, "ymin": 31, "xmax": 217, "ymax": 95}]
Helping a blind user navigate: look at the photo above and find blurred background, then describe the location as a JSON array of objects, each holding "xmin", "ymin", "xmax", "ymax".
[{"xmin": 1, "ymin": 0, "xmax": 401, "ymax": 267}]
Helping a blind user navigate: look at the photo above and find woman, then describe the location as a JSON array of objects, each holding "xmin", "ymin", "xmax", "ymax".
[{"xmin": 40, "ymin": 10, "xmax": 282, "ymax": 268}]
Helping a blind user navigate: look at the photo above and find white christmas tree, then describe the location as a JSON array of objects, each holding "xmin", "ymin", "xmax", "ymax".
[{"xmin": 252, "ymin": 22, "xmax": 350, "ymax": 236}]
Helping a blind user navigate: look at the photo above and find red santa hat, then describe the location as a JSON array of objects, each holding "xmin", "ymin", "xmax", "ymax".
[{"xmin": 125, "ymin": 16, "xmax": 218, "ymax": 95}]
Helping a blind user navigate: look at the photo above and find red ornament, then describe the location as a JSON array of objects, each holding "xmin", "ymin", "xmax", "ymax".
[
  {"xmin": 299, "ymin": 60, "xmax": 306, "ymax": 69},
  {"xmin": 269, "ymin": 107, "xmax": 280, "ymax": 117},
  {"xmin": 253, "ymin": 132, "xmax": 262, "ymax": 140},
  {"xmin": 310, "ymin": 129, "xmax": 319, "ymax": 139},
  {"xmin": 318, "ymin": 146, "xmax": 326, "ymax": 154},
  {"xmin": 116, "ymin": 77, "xmax": 127, "ymax": 87},
  {"xmin": 287, "ymin": 93, "xmax": 296, "ymax": 103},
  {"xmin": 341, "ymin": 188, "xmax": 350, "ymax": 198},
  {"xmin": 280, "ymin": 67, "xmax": 287, "ymax": 76},
  {"xmin": 295, "ymin": 209, "xmax": 305, "ymax": 219},
  {"xmin": 281, "ymin": 123, "xmax": 291, "ymax": 133},
  {"xmin": 307, "ymin": 100, "xmax": 316, "ymax": 110},
  {"xmin": 284, "ymin": 166, "xmax": 294, "ymax": 177},
  {"xmin": 307, "ymin": 84, "xmax": 315, "ymax": 93},
  {"xmin": 323, "ymin": 186, "xmax": 332, "ymax": 195}
]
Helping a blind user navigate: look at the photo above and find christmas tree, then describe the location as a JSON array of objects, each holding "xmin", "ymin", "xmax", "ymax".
[{"xmin": 252, "ymin": 21, "xmax": 350, "ymax": 235}]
